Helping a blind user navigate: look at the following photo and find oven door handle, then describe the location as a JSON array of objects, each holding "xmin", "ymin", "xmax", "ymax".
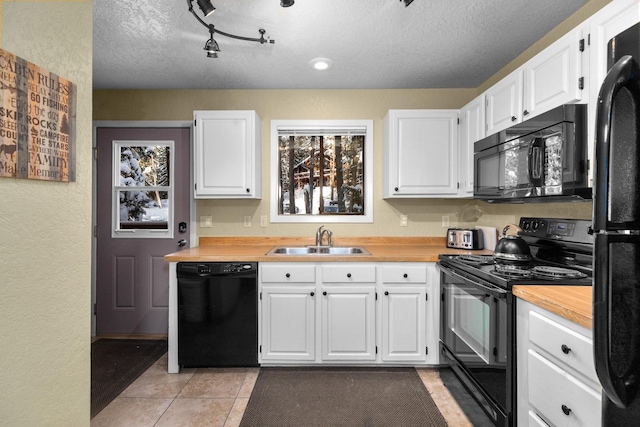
[{"xmin": 439, "ymin": 264, "xmax": 508, "ymax": 299}]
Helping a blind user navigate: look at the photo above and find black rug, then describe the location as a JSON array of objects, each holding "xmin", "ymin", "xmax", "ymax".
[
  {"xmin": 91, "ymin": 339, "xmax": 167, "ymax": 418},
  {"xmin": 240, "ymin": 367, "xmax": 448, "ymax": 427}
]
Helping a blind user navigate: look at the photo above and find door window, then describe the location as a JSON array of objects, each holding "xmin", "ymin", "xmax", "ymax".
[{"xmin": 112, "ymin": 140, "xmax": 174, "ymax": 238}]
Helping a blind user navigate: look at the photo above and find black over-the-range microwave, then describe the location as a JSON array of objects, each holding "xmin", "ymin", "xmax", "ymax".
[{"xmin": 473, "ymin": 104, "xmax": 591, "ymax": 203}]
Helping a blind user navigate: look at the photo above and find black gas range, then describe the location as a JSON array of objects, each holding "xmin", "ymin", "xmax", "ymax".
[{"xmin": 438, "ymin": 217, "xmax": 593, "ymax": 427}]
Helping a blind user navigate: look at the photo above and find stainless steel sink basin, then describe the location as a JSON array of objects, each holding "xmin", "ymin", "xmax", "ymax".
[{"xmin": 267, "ymin": 246, "xmax": 370, "ymax": 255}]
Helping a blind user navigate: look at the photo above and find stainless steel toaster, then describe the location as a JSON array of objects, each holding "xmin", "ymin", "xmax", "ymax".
[{"xmin": 446, "ymin": 228, "xmax": 485, "ymax": 250}]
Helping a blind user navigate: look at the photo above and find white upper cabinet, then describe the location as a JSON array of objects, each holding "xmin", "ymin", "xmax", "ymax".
[
  {"xmin": 485, "ymin": 25, "xmax": 585, "ymax": 136},
  {"xmin": 523, "ymin": 27, "xmax": 584, "ymax": 120},
  {"xmin": 485, "ymin": 69, "xmax": 524, "ymax": 136},
  {"xmin": 193, "ymin": 110, "xmax": 262, "ymax": 199},
  {"xmin": 458, "ymin": 95, "xmax": 485, "ymax": 195},
  {"xmin": 383, "ymin": 109, "xmax": 459, "ymax": 198}
]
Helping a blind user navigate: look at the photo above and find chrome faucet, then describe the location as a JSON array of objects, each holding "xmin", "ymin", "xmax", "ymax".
[{"xmin": 315, "ymin": 225, "xmax": 332, "ymax": 247}]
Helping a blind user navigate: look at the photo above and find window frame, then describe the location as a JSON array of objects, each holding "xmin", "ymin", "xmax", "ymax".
[
  {"xmin": 270, "ymin": 120, "xmax": 373, "ymax": 223},
  {"xmin": 111, "ymin": 140, "xmax": 175, "ymax": 238}
]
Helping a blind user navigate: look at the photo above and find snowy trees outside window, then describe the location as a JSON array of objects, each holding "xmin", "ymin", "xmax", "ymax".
[
  {"xmin": 117, "ymin": 143, "xmax": 171, "ymax": 230},
  {"xmin": 277, "ymin": 132, "xmax": 365, "ymax": 216}
]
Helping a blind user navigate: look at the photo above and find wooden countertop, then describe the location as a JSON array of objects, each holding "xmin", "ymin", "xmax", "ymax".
[
  {"xmin": 164, "ymin": 236, "xmax": 493, "ymax": 263},
  {"xmin": 513, "ymin": 285, "xmax": 593, "ymax": 329}
]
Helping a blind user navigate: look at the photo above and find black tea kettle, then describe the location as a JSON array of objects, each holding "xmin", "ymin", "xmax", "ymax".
[{"xmin": 493, "ymin": 224, "xmax": 532, "ymax": 265}]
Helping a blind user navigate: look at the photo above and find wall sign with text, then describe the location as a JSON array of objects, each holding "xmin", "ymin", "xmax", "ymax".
[{"xmin": 0, "ymin": 49, "xmax": 76, "ymax": 182}]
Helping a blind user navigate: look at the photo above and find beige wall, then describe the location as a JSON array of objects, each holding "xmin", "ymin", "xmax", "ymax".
[{"xmin": 0, "ymin": 1, "xmax": 92, "ymax": 425}]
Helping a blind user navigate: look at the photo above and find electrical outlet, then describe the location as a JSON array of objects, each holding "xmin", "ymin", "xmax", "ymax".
[
  {"xmin": 442, "ymin": 215, "xmax": 450, "ymax": 228},
  {"xmin": 400, "ymin": 215, "xmax": 408, "ymax": 227},
  {"xmin": 260, "ymin": 215, "xmax": 268, "ymax": 227},
  {"xmin": 244, "ymin": 216, "xmax": 252, "ymax": 227},
  {"xmin": 200, "ymin": 216, "xmax": 212, "ymax": 228}
]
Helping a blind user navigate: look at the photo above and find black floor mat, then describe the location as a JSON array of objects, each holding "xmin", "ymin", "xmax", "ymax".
[
  {"xmin": 91, "ymin": 339, "xmax": 167, "ymax": 419},
  {"xmin": 240, "ymin": 367, "xmax": 448, "ymax": 427}
]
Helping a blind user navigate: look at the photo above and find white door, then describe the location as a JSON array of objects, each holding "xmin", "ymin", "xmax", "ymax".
[
  {"xmin": 486, "ymin": 70, "xmax": 523, "ymax": 135},
  {"xmin": 95, "ymin": 127, "xmax": 190, "ymax": 335}
]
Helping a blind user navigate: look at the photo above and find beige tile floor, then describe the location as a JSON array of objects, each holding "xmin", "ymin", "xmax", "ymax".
[{"xmin": 91, "ymin": 354, "xmax": 472, "ymax": 427}]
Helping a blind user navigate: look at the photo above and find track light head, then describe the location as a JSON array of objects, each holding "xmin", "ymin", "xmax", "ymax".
[
  {"xmin": 197, "ymin": 0, "xmax": 216, "ymax": 16},
  {"xmin": 281, "ymin": 0, "xmax": 294, "ymax": 7}
]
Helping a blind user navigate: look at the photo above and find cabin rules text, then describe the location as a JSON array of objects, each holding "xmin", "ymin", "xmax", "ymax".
[{"xmin": 0, "ymin": 49, "xmax": 76, "ymax": 182}]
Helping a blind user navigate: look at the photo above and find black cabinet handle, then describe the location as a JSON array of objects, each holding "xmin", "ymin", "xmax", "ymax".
[
  {"xmin": 511, "ymin": 116, "xmax": 517, "ymax": 121},
  {"xmin": 561, "ymin": 344, "xmax": 571, "ymax": 354},
  {"xmin": 561, "ymin": 404, "xmax": 572, "ymax": 416},
  {"xmin": 347, "ymin": 273, "xmax": 352, "ymax": 278},
  {"xmin": 384, "ymin": 291, "xmax": 389, "ymax": 296},
  {"xmin": 285, "ymin": 273, "xmax": 290, "ymax": 278},
  {"xmin": 246, "ymin": 188, "xmax": 250, "ymax": 193},
  {"xmin": 394, "ymin": 187, "xmax": 399, "ymax": 192},
  {"xmin": 323, "ymin": 291, "xmax": 327, "ymax": 296},
  {"xmin": 310, "ymin": 292, "xmax": 314, "ymax": 297},
  {"xmin": 403, "ymin": 273, "xmax": 408, "ymax": 278},
  {"xmin": 523, "ymin": 110, "xmax": 529, "ymax": 116}
]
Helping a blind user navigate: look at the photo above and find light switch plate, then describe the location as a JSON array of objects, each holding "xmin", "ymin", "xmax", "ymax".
[
  {"xmin": 260, "ymin": 215, "xmax": 268, "ymax": 227},
  {"xmin": 400, "ymin": 215, "xmax": 408, "ymax": 227},
  {"xmin": 244, "ymin": 216, "xmax": 252, "ymax": 227}
]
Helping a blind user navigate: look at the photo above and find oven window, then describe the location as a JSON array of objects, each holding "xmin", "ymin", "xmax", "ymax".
[{"xmin": 448, "ymin": 285, "xmax": 494, "ymax": 364}]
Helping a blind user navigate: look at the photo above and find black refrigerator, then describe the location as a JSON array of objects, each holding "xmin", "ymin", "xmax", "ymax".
[{"xmin": 593, "ymin": 22, "xmax": 640, "ymax": 426}]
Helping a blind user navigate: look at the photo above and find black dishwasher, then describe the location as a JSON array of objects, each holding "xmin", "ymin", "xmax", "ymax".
[{"xmin": 177, "ymin": 262, "xmax": 258, "ymax": 367}]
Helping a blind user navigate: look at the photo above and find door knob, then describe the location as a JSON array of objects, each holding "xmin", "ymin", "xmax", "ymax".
[{"xmin": 178, "ymin": 239, "xmax": 187, "ymax": 247}]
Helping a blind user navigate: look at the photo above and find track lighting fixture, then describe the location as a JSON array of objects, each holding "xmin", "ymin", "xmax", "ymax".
[
  {"xmin": 280, "ymin": 0, "xmax": 294, "ymax": 7},
  {"xmin": 186, "ymin": 0, "xmax": 274, "ymax": 58}
]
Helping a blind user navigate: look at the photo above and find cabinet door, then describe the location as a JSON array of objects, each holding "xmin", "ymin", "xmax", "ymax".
[
  {"xmin": 381, "ymin": 286, "xmax": 426, "ymax": 362},
  {"xmin": 193, "ymin": 110, "xmax": 261, "ymax": 199},
  {"xmin": 459, "ymin": 96, "xmax": 485, "ymax": 194},
  {"xmin": 321, "ymin": 286, "xmax": 376, "ymax": 361},
  {"xmin": 383, "ymin": 110, "xmax": 459, "ymax": 197},
  {"xmin": 485, "ymin": 70, "xmax": 523, "ymax": 135},
  {"xmin": 260, "ymin": 286, "xmax": 315, "ymax": 361},
  {"xmin": 523, "ymin": 28, "xmax": 584, "ymax": 120}
]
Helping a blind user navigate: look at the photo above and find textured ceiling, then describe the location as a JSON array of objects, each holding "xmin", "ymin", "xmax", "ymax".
[{"xmin": 93, "ymin": 0, "xmax": 588, "ymax": 90}]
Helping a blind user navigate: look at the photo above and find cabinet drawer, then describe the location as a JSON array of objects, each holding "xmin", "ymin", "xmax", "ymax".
[
  {"xmin": 528, "ymin": 350, "xmax": 601, "ymax": 427},
  {"xmin": 529, "ymin": 310, "xmax": 597, "ymax": 383},
  {"xmin": 321, "ymin": 265, "xmax": 376, "ymax": 283},
  {"xmin": 381, "ymin": 265, "xmax": 427, "ymax": 283},
  {"xmin": 261, "ymin": 265, "xmax": 316, "ymax": 283},
  {"xmin": 527, "ymin": 410, "xmax": 549, "ymax": 427}
]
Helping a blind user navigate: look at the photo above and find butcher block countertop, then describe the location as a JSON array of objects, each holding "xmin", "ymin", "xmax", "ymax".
[
  {"xmin": 164, "ymin": 236, "xmax": 493, "ymax": 263},
  {"xmin": 513, "ymin": 285, "xmax": 593, "ymax": 330}
]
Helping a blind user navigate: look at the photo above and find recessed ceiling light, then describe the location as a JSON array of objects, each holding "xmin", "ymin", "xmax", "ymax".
[{"xmin": 309, "ymin": 58, "xmax": 333, "ymax": 71}]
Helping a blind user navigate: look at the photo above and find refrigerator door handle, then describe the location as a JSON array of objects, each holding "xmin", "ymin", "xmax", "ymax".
[
  {"xmin": 594, "ymin": 55, "xmax": 640, "ymax": 231},
  {"xmin": 593, "ymin": 234, "xmax": 640, "ymax": 408}
]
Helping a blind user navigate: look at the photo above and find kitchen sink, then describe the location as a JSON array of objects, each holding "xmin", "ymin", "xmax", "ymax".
[{"xmin": 267, "ymin": 246, "xmax": 370, "ymax": 255}]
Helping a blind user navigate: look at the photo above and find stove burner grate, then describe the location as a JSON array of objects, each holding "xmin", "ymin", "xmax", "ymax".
[
  {"xmin": 456, "ymin": 255, "xmax": 495, "ymax": 266},
  {"xmin": 530, "ymin": 266, "xmax": 587, "ymax": 280},
  {"xmin": 493, "ymin": 264, "xmax": 534, "ymax": 279}
]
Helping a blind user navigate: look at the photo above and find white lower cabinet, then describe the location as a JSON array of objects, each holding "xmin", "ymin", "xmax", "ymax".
[
  {"xmin": 259, "ymin": 262, "xmax": 437, "ymax": 365},
  {"xmin": 381, "ymin": 264, "xmax": 428, "ymax": 362},
  {"xmin": 321, "ymin": 285, "xmax": 376, "ymax": 361},
  {"xmin": 260, "ymin": 264, "xmax": 316, "ymax": 361},
  {"xmin": 517, "ymin": 298, "xmax": 602, "ymax": 427}
]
